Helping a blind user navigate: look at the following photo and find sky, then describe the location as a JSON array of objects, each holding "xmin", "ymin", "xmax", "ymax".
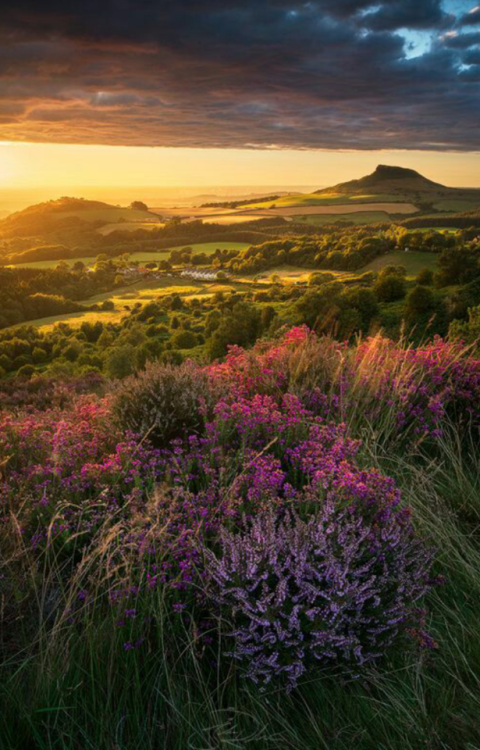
[{"xmin": 0, "ymin": 0, "xmax": 479, "ymax": 189}]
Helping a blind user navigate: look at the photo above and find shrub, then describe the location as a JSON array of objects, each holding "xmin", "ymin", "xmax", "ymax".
[
  {"xmin": 16, "ymin": 364, "xmax": 36, "ymax": 379},
  {"xmin": 374, "ymin": 274, "xmax": 406, "ymax": 303},
  {"xmin": 405, "ymin": 285, "xmax": 436, "ymax": 318},
  {"xmin": 111, "ymin": 361, "xmax": 217, "ymax": 446},
  {"xmin": 207, "ymin": 504, "xmax": 434, "ymax": 691},
  {"xmin": 105, "ymin": 345, "xmax": 136, "ymax": 379},
  {"xmin": 417, "ymin": 268, "xmax": 434, "ymax": 286},
  {"xmin": 171, "ymin": 330, "xmax": 198, "ymax": 349},
  {"xmin": 0, "ymin": 354, "xmax": 12, "ymax": 372},
  {"xmin": 32, "ymin": 347, "xmax": 48, "ymax": 365}
]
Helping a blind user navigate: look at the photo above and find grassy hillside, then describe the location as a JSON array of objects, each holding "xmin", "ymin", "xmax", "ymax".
[
  {"xmin": 362, "ymin": 250, "xmax": 437, "ymax": 276},
  {"xmin": 0, "ymin": 197, "xmax": 160, "ymax": 238}
]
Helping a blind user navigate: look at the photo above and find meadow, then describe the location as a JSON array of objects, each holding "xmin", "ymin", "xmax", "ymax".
[
  {"xmin": 240, "ymin": 203, "xmax": 418, "ymax": 218},
  {"xmin": 295, "ymin": 211, "xmax": 391, "ymax": 225},
  {"xmin": 97, "ymin": 220, "xmax": 165, "ymax": 235},
  {"xmin": 362, "ymin": 250, "xmax": 437, "ymax": 277},
  {"xmin": 242, "ymin": 192, "xmax": 405, "ymax": 208},
  {"xmin": 1, "ymin": 328, "xmax": 480, "ymax": 750}
]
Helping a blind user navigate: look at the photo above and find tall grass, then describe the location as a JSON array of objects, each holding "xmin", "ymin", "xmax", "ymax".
[{"xmin": 2, "ymin": 331, "xmax": 480, "ymax": 749}]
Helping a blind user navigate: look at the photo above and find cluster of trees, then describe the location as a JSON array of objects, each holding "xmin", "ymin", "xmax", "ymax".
[
  {"xmin": 200, "ymin": 195, "xmax": 281, "ymax": 208},
  {"xmin": 169, "ymin": 246, "xmax": 238, "ymax": 267},
  {"xmin": 222, "ymin": 232, "xmax": 395, "ymax": 275},
  {"xmin": 0, "ymin": 260, "xmax": 122, "ymax": 328}
]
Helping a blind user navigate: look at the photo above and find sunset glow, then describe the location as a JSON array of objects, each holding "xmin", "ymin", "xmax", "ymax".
[{"xmin": 1, "ymin": 141, "xmax": 480, "ymax": 190}]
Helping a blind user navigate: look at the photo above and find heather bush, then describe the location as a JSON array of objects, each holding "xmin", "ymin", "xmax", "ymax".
[
  {"xmin": 2, "ymin": 326, "xmax": 480, "ymax": 748},
  {"xmin": 208, "ymin": 327, "xmax": 480, "ymax": 442},
  {"xmin": 111, "ymin": 360, "xmax": 220, "ymax": 447},
  {"xmin": 207, "ymin": 503, "xmax": 435, "ymax": 690}
]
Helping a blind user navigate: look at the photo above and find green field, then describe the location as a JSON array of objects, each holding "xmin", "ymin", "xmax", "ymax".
[
  {"xmin": 7, "ymin": 242, "xmax": 251, "ymax": 270},
  {"xmin": 15, "ymin": 309, "xmax": 125, "ymax": 334},
  {"xmin": 362, "ymin": 250, "xmax": 437, "ymax": 277},
  {"xmin": 434, "ymin": 199, "xmax": 480, "ymax": 212},
  {"xmin": 14, "ymin": 270, "xmax": 241, "ymax": 332},
  {"xmin": 296, "ymin": 211, "xmax": 391, "ymax": 225},
  {"xmin": 97, "ymin": 220, "xmax": 164, "ymax": 235},
  {"xmin": 50, "ymin": 206, "xmax": 157, "ymax": 224},
  {"xmin": 85, "ymin": 279, "xmax": 202, "ymax": 310},
  {"xmin": 245, "ymin": 192, "xmax": 404, "ymax": 209}
]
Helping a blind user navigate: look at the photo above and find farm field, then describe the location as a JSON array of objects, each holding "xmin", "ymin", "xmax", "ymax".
[
  {"xmin": 194, "ymin": 213, "xmax": 271, "ymax": 225},
  {"xmin": 6, "ymin": 242, "xmax": 251, "ymax": 269},
  {"xmin": 362, "ymin": 250, "xmax": 437, "ymax": 276},
  {"xmin": 50, "ymin": 206, "xmax": 156, "ymax": 223},
  {"xmin": 15, "ymin": 308, "xmax": 125, "ymax": 334},
  {"xmin": 238, "ymin": 265, "xmax": 346, "ymax": 284},
  {"xmin": 296, "ymin": 210, "xmax": 391, "ymax": 225},
  {"xmin": 434, "ymin": 199, "xmax": 480, "ymax": 212},
  {"xmin": 13, "ymin": 273, "xmax": 241, "ymax": 332},
  {"xmin": 242, "ymin": 192, "xmax": 403, "ymax": 209},
  {"xmin": 85, "ymin": 279, "xmax": 203, "ymax": 309},
  {"xmin": 238, "ymin": 202, "xmax": 418, "ymax": 218},
  {"xmin": 97, "ymin": 220, "xmax": 164, "ymax": 235}
]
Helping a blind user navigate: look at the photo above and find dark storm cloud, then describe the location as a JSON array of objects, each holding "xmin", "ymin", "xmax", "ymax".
[
  {"xmin": 458, "ymin": 5, "xmax": 480, "ymax": 25},
  {"xmin": 0, "ymin": 1, "xmax": 479, "ymax": 151},
  {"xmin": 360, "ymin": 0, "xmax": 453, "ymax": 31}
]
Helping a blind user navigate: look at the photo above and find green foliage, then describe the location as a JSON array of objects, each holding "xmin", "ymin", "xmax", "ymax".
[
  {"xmin": 16, "ymin": 364, "xmax": 35, "ymax": 378},
  {"xmin": 207, "ymin": 301, "xmax": 261, "ymax": 359},
  {"xmin": 417, "ymin": 267, "xmax": 434, "ymax": 285},
  {"xmin": 405, "ymin": 285, "xmax": 437, "ymax": 318},
  {"xmin": 171, "ymin": 330, "xmax": 198, "ymax": 349},
  {"xmin": 374, "ymin": 271, "xmax": 406, "ymax": 302},
  {"xmin": 105, "ymin": 345, "xmax": 136, "ymax": 379},
  {"xmin": 434, "ymin": 245, "xmax": 480, "ymax": 288},
  {"xmin": 449, "ymin": 305, "xmax": 480, "ymax": 348}
]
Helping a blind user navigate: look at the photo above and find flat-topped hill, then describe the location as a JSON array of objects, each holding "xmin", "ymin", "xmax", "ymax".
[{"xmin": 315, "ymin": 165, "xmax": 450, "ymax": 196}]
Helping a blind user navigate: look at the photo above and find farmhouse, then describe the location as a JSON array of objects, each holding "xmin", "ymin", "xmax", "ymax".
[{"xmin": 180, "ymin": 268, "xmax": 230, "ymax": 281}]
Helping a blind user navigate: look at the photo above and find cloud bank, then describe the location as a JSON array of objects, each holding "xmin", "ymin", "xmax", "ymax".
[{"xmin": 0, "ymin": 1, "xmax": 479, "ymax": 151}]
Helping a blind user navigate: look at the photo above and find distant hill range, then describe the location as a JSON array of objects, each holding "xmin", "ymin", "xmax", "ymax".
[{"xmin": 316, "ymin": 164, "xmax": 479, "ymax": 198}]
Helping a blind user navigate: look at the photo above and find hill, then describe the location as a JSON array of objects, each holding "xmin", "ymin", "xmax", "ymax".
[
  {"xmin": 0, "ymin": 197, "xmax": 160, "ymax": 239},
  {"xmin": 316, "ymin": 164, "xmax": 453, "ymax": 196}
]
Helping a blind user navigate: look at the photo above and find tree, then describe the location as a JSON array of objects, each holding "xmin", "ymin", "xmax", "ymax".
[
  {"xmin": 261, "ymin": 306, "xmax": 277, "ymax": 331},
  {"xmin": 130, "ymin": 201, "xmax": 148, "ymax": 212},
  {"xmin": 343, "ymin": 287, "xmax": 378, "ymax": 331},
  {"xmin": 417, "ymin": 268, "xmax": 434, "ymax": 286},
  {"xmin": 374, "ymin": 274, "xmax": 406, "ymax": 303},
  {"xmin": 308, "ymin": 272, "xmax": 336, "ymax": 286},
  {"xmin": 405, "ymin": 285, "xmax": 436, "ymax": 318},
  {"xmin": 171, "ymin": 330, "xmax": 198, "ymax": 349},
  {"xmin": 295, "ymin": 284, "xmax": 343, "ymax": 331},
  {"xmin": 434, "ymin": 246, "xmax": 480, "ymax": 288},
  {"xmin": 449, "ymin": 305, "xmax": 480, "ymax": 348},
  {"xmin": 105, "ymin": 345, "xmax": 136, "ymax": 379},
  {"xmin": 32, "ymin": 347, "xmax": 48, "ymax": 364},
  {"xmin": 207, "ymin": 302, "xmax": 261, "ymax": 360}
]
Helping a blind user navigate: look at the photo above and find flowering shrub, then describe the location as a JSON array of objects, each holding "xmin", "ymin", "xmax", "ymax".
[
  {"xmin": 208, "ymin": 328, "xmax": 480, "ymax": 441},
  {"xmin": 0, "ymin": 397, "xmax": 163, "ymax": 546},
  {"xmin": 0, "ymin": 372, "xmax": 105, "ymax": 413},
  {"xmin": 6, "ymin": 326, "xmax": 474, "ymax": 691},
  {"xmin": 207, "ymin": 504, "xmax": 434, "ymax": 690},
  {"xmin": 111, "ymin": 360, "xmax": 220, "ymax": 447}
]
